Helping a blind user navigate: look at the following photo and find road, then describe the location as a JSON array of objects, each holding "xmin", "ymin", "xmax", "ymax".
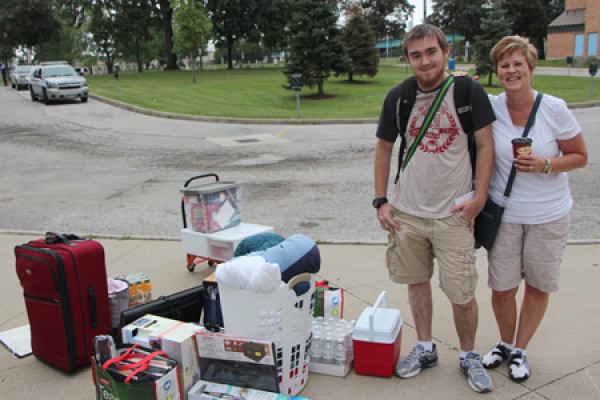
[{"xmin": 0, "ymin": 86, "xmax": 598, "ymax": 242}]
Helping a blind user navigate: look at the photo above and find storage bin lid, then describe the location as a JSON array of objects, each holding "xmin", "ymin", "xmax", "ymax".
[
  {"xmin": 352, "ymin": 306, "xmax": 402, "ymax": 344},
  {"xmin": 180, "ymin": 181, "xmax": 240, "ymax": 195}
]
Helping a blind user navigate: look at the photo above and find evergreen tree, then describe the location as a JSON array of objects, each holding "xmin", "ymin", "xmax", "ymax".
[
  {"xmin": 342, "ymin": 10, "xmax": 379, "ymax": 82},
  {"xmin": 473, "ymin": 7, "xmax": 511, "ymax": 86},
  {"xmin": 284, "ymin": 0, "xmax": 350, "ymax": 96}
]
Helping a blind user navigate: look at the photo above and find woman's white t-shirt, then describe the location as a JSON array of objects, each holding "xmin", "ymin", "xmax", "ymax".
[{"xmin": 488, "ymin": 92, "xmax": 581, "ymax": 224}]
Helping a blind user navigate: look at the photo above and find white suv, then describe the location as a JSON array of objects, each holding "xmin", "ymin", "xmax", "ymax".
[{"xmin": 29, "ymin": 63, "xmax": 88, "ymax": 104}]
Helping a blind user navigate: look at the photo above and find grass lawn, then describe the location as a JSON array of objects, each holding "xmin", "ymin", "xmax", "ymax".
[{"xmin": 87, "ymin": 63, "xmax": 600, "ymax": 120}]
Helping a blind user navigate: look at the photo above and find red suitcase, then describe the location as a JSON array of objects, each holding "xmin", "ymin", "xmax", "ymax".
[{"xmin": 15, "ymin": 232, "xmax": 111, "ymax": 372}]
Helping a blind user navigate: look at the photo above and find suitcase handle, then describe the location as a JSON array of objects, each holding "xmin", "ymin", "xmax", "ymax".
[
  {"xmin": 181, "ymin": 173, "xmax": 220, "ymax": 228},
  {"xmin": 45, "ymin": 232, "xmax": 86, "ymax": 244},
  {"xmin": 88, "ymin": 286, "xmax": 98, "ymax": 329}
]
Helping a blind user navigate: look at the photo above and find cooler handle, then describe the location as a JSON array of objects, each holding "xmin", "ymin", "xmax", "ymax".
[{"xmin": 369, "ymin": 291, "xmax": 387, "ymax": 342}]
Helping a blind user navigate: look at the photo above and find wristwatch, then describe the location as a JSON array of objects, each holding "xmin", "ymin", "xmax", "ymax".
[{"xmin": 372, "ymin": 197, "xmax": 388, "ymax": 209}]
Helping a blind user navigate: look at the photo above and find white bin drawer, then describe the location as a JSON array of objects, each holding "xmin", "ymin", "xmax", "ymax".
[{"xmin": 180, "ymin": 223, "xmax": 274, "ymax": 262}]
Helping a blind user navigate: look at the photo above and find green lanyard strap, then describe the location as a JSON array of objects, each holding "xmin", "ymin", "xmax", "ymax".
[{"xmin": 402, "ymin": 76, "xmax": 454, "ymax": 171}]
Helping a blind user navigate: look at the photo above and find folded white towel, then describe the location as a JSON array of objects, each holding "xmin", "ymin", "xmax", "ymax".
[{"xmin": 216, "ymin": 256, "xmax": 284, "ymax": 293}]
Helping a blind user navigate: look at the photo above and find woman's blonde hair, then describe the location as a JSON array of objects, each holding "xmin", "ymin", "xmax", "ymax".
[{"xmin": 490, "ymin": 35, "xmax": 538, "ymax": 72}]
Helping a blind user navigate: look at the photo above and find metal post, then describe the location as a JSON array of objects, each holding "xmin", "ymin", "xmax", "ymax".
[
  {"xmin": 295, "ymin": 92, "xmax": 301, "ymax": 118},
  {"xmin": 386, "ymin": 34, "xmax": 389, "ymax": 59},
  {"xmin": 590, "ymin": 76, "xmax": 595, "ymax": 99}
]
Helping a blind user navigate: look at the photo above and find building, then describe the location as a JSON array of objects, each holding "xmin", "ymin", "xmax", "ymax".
[{"xmin": 546, "ymin": 0, "xmax": 599, "ymax": 60}]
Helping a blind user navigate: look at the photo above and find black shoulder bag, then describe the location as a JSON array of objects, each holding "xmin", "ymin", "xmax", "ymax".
[{"xmin": 474, "ymin": 93, "xmax": 543, "ymax": 250}]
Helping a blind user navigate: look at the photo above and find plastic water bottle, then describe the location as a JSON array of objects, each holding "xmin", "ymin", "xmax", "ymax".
[
  {"xmin": 334, "ymin": 336, "xmax": 347, "ymax": 365},
  {"xmin": 310, "ymin": 332, "xmax": 322, "ymax": 363},
  {"xmin": 321, "ymin": 335, "xmax": 334, "ymax": 364}
]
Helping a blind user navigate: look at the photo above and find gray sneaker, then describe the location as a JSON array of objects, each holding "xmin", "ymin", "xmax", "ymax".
[
  {"xmin": 461, "ymin": 352, "xmax": 494, "ymax": 393},
  {"xmin": 395, "ymin": 344, "xmax": 438, "ymax": 378}
]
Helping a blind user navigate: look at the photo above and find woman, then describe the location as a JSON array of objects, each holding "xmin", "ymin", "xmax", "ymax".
[{"xmin": 481, "ymin": 36, "xmax": 588, "ymax": 382}]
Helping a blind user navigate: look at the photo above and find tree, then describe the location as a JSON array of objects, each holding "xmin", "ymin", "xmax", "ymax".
[
  {"xmin": 206, "ymin": 0, "xmax": 276, "ymax": 69},
  {"xmin": 428, "ymin": 0, "xmax": 489, "ymax": 44},
  {"xmin": 253, "ymin": 0, "xmax": 292, "ymax": 60},
  {"xmin": 342, "ymin": 8, "xmax": 379, "ymax": 82},
  {"xmin": 499, "ymin": 0, "xmax": 564, "ymax": 60},
  {"xmin": 171, "ymin": 0, "xmax": 212, "ymax": 83},
  {"xmin": 340, "ymin": 0, "xmax": 413, "ymax": 41},
  {"xmin": 156, "ymin": 0, "xmax": 179, "ymax": 70},
  {"xmin": 284, "ymin": 0, "xmax": 351, "ymax": 96},
  {"xmin": 39, "ymin": 13, "xmax": 89, "ymax": 65},
  {"xmin": 88, "ymin": 0, "xmax": 118, "ymax": 73},
  {"xmin": 115, "ymin": 0, "xmax": 157, "ymax": 72},
  {"xmin": 0, "ymin": 0, "xmax": 61, "ymax": 59},
  {"xmin": 472, "ymin": 7, "xmax": 511, "ymax": 86}
]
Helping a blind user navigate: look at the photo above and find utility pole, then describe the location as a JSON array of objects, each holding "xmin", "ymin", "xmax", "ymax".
[{"xmin": 424, "ymin": 0, "xmax": 427, "ymax": 23}]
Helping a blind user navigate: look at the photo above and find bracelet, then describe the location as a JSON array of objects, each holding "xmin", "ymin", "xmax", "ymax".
[{"xmin": 543, "ymin": 158, "xmax": 552, "ymax": 174}]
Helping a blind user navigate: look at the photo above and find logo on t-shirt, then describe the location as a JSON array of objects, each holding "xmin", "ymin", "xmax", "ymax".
[{"xmin": 408, "ymin": 104, "xmax": 460, "ymax": 154}]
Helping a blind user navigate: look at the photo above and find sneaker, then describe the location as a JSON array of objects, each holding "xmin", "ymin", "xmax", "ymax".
[
  {"xmin": 482, "ymin": 343, "xmax": 511, "ymax": 369},
  {"xmin": 394, "ymin": 344, "xmax": 438, "ymax": 378},
  {"xmin": 509, "ymin": 351, "xmax": 531, "ymax": 382},
  {"xmin": 461, "ymin": 352, "xmax": 494, "ymax": 393}
]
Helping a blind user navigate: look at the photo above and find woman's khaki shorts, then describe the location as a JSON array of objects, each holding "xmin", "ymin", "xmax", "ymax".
[
  {"xmin": 487, "ymin": 214, "xmax": 570, "ymax": 293},
  {"xmin": 386, "ymin": 209, "xmax": 477, "ymax": 305}
]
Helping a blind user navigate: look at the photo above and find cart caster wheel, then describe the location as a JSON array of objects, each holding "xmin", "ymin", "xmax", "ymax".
[
  {"xmin": 208, "ymin": 261, "xmax": 216, "ymax": 267},
  {"xmin": 187, "ymin": 264, "xmax": 195, "ymax": 272}
]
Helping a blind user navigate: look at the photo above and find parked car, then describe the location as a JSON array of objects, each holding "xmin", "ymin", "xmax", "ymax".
[
  {"xmin": 10, "ymin": 64, "xmax": 34, "ymax": 90},
  {"xmin": 74, "ymin": 67, "xmax": 90, "ymax": 76},
  {"xmin": 29, "ymin": 63, "xmax": 88, "ymax": 104}
]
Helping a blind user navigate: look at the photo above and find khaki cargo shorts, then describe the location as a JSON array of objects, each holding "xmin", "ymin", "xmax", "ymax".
[
  {"xmin": 386, "ymin": 209, "xmax": 477, "ymax": 305},
  {"xmin": 487, "ymin": 214, "xmax": 570, "ymax": 293}
]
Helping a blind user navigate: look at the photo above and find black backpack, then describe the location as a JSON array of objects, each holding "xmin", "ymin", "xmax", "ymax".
[{"xmin": 393, "ymin": 75, "xmax": 477, "ymax": 183}]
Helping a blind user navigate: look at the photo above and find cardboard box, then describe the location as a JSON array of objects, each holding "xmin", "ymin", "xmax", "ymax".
[
  {"xmin": 181, "ymin": 181, "xmax": 241, "ymax": 233},
  {"xmin": 308, "ymin": 360, "xmax": 352, "ymax": 377},
  {"xmin": 195, "ymin": 330, "xmax": 279, "ymax": 394},
  {"xmin": 180, "ymin": 223, "xmax": 274, "ymax": 262},
  {"xmin": 122, "ymin": 314, "xmax": 202, "ymax": 399},
  {"xmin": 188, "ymin": 380, "xmax": 311, "ymax": 400},
  {"xmin": 352, "ymin": 292, "xmax": 403, "ymax": 377}
]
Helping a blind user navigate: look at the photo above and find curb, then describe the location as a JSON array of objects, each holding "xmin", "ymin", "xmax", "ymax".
[{"xmin": 2, "ymin": 229, "xmax": 599, "ymax": 246}]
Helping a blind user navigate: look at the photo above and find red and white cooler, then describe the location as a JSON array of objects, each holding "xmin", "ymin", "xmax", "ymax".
[{"xmin": 352, "ymin": 291, "xmax": 403, "ymax": 377}]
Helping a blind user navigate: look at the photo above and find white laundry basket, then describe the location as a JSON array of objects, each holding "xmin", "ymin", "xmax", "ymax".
[{"xmin": 217, "ymin": 273, "xmax": 315, "ymax": 396}]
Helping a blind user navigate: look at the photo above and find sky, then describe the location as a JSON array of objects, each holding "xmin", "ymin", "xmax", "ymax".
[{"xmin": 408, "ymin": 0, "xmax": 434, "ymax": 26}]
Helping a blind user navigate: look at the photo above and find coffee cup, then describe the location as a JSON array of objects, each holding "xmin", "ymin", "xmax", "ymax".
[{"xmin": 512, "ymin": 138, "xmax": 532, "ymax": 158}]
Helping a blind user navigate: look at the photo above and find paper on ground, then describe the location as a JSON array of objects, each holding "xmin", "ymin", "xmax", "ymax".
[{"xmin": 0, "ymin": 325, "xmax": 32, "ymax": 357}]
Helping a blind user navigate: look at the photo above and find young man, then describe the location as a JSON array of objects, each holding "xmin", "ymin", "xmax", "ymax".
[{"xmin": 373, "ymin": 24, "xmax": 495, "ymax": 393}]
